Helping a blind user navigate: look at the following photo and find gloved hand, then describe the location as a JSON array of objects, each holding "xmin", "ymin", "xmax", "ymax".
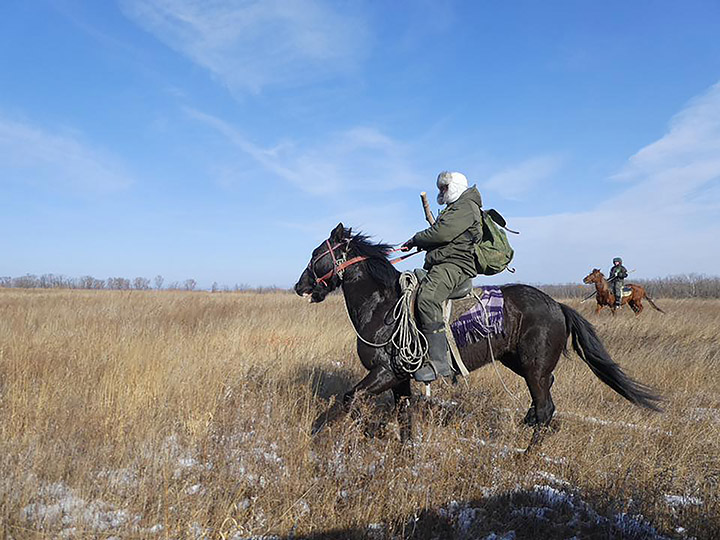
[{"xmin": 400, "ymin": 238, "xmax": 415, "ymax": 252}]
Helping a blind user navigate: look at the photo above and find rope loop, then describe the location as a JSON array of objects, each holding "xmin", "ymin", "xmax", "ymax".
[{"xmin": 343, "ymin": 271, "xmax": 428, "ymax": 375}]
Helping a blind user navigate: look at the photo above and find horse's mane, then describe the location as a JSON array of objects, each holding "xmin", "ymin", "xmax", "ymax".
[{"xmin": 348, "ymin": 232, "xmax": 399, "ymax": 290}]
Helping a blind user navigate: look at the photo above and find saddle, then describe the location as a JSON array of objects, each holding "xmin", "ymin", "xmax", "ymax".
[{"xmin": 621, "ymin": 285, "xmax": 633, "ymax": 297}]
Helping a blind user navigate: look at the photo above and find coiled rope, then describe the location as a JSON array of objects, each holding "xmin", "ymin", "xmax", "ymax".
[{"xmin": 343, "ymin": 271, "xmax": 428, "ymax": 374}]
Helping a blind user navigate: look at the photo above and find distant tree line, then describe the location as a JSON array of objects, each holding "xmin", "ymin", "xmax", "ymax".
[
  {"xmin": 0, "ymin": 274, "xmax": 199, "ymax": 291},
  {"xmin": 539, "ymin": 273, "xmax": 720, "ymax": 299},
  {"xmin": 0, "ymin": 274, "xmax": 287, "ymax": 293},
  {"xmin": 5, "ymin": 272, "xmax": 717, "ymax": 298}
]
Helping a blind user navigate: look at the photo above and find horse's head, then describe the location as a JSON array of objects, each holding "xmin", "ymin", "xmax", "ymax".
[
  {"xmin": 583, "ymin": 268, "xmax": 604, "ymax": 284},
  {"xmin": 294, "ymin": 222, "xmax": 352, "ymax": 303}
]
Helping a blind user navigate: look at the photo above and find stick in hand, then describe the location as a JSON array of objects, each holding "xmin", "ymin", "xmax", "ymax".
[{"xmin": 420, "ymin": 191, "xmax": 435, "ymax": 225}]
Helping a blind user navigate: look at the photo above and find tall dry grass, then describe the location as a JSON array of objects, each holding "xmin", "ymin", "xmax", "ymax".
[{"xmin": 0, "ymin": 289, "xmax": 718, "ymax": 539}]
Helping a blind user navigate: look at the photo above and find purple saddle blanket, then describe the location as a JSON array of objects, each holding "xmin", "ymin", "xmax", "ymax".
[{"xmin": 450, "ymin": 286, "xmax": 504, "ymax": 347}]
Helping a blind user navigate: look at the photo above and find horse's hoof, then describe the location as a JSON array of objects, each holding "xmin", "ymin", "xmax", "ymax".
[{"xmin": 522, "ymin": 407, "xmax": 537, "ymax": 426}]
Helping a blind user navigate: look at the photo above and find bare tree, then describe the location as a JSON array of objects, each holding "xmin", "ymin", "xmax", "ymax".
[
  {"xmin": 211, "ymin": 281, "xmax": 219, "ymax": 293},
  {"xmin": 154, "ymin": 275, "xmax": 164, "ymax": 290},
  {"xmin": 183, "ymin": 279, "xmax": 197, "ymax": 291},
  {"xmin": 133, "ymin": 277, "xmax": 150, "ymax": 290},
  {"xmin": 107, "ymin": 277, "xmax": 131, "ymax": 290}
]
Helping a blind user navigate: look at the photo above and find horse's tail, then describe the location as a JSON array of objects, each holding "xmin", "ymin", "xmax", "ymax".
[
  {"xmin": 560, "ymin": 303, "xmax": 663, "ymax": 411},
  {"xmin": 645, "ymin": 293, "xmax": 665, "ymax": 314}
]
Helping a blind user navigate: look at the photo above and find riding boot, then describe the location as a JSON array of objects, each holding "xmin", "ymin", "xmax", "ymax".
[{"xmin": 413, "ymin": 331, "xmax": 453, "ymax": 383}]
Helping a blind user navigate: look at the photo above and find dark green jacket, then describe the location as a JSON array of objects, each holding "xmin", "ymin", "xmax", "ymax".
[
  {"xmin": 609, "ymin": 264, "xmax": 628, "ymax": 281},
  {"xmin": 412, "ymin": 186, "xmax": 483, "ymax": 275}
]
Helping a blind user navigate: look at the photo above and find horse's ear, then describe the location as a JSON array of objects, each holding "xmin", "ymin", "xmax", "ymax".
[
  {"xmin": 593, "ymin": 268, "xmax": 599, "ymax": 272},
  {"xmin": 330, "ymin": 222, "xmax": 345, "ymax": 242}
]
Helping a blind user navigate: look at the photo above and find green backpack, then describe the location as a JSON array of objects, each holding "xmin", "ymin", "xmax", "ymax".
[{"xmin": 473, "ymin": 208, "xmax": 516, "ymax": 276}]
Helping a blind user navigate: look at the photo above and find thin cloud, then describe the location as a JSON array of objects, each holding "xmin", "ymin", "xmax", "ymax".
[
  {"xmin": 187, "ymin": 108, "xmax": 421, "ymax": 195},
  {"xmin": 120, "ymin": 0, "xmax": 369, "ymax": 94},
  {"xmin": 0, "ymin": 116, "xmax": 132, "ymax": 192},
  {"xmin": 609, "ymin": 82, "xmax": 720, "ymax": 206},
  {"xmin": 507, "ymin": 82, "xmax": 720, "ymax": 283},
  {"xmin": 483, "ymin": 155, "xmax": 563, "ymax": 200}
]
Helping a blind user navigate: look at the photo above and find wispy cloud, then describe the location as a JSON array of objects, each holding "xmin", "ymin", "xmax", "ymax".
[
  {"xmin": 610, "ymin": 81, "xmax": 720, "ymax": 205},
  {"xmin": 483, "ymin": 155, "xmax": 563, "ymax": 200},
  {"xmin": 187, "ymin": 108, "xmax": 421, "ymax": 195},
  {"xmin": 120, "ymin": 0, "xmax": 369, "ymax": 94},
  {"xmin": 0, "ymin": 116, "xmax": 132, "ymax": 192},
  {"xmin": 507, "ymin": 82, "xmax": 720, "ymax": 283}
]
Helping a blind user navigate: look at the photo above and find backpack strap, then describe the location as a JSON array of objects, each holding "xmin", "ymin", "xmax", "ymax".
[{"xmin": 486, "ymin": 209, "xmax": 520, "ymax": 235}]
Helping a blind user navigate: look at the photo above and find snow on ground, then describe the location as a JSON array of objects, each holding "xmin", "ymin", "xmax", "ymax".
[
  {"xmin": 557, "ymin": 411, "xmax": 673, "ymax": 435},
  {"xmin": 664, "ymin": 494, "xmax": 704, "ymax": 507},
  {"xmin": 16, "ymin": 429, "xmax": 697, "ymax": 539},
  {"xmin": 21, "ymin": 481, "xmax": 143, "ymax": 536},
  {"xmin": 437, "ymin": 484, "xmax": 675, "ymax": 540},
  {"xmin": 688, "ymin": 407, "xmax": 720, "ymax": 424}
]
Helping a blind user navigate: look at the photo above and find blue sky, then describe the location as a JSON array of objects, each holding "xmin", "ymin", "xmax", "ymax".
[{"xmin": 2, "ymin": 1, "xmax": 720, "ymax": 288}]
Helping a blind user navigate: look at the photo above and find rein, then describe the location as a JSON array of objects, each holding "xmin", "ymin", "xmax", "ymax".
[{"xmin": 311, "ymin": 241, "xmax": 421, "ymax": 286}]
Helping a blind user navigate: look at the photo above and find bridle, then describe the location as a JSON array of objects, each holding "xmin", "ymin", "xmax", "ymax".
[
  {"xmin": 307, "ymin": 238, "xmax": 421, "ymax": 287},
  {"xmin": 307, "ymin": 239, "xmax": 367, "ymax": 287}
]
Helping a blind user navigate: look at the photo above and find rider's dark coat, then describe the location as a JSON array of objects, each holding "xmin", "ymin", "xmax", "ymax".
[{"xmin": 411, "ymin": 186, "xmax": 483, "ymax": 276}]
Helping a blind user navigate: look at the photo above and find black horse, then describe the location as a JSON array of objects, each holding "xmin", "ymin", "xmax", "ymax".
[{"xmin": 294, "ymin": 223, "xmax": 661, "ymax": 439}]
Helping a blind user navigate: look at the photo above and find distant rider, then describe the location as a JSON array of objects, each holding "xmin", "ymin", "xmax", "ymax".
[
  {"xmin": 401, "ymin": 171, "xmax": 482, "ymax": 382},
  {"xmin": 609, "ymin": 257, "xmax": 628, "ymax": 309}
]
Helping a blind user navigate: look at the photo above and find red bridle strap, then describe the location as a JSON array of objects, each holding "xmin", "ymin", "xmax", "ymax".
[{"xmin": 314, "ymin": 246, "xmax": 421, "ymax": 286}]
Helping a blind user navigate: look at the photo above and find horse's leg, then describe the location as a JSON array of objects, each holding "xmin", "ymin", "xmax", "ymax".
[
  {"xmin": 493, "ymin": 351, "xmax": 537, "ymax": 424},
  {"xmin": 392, "ymin": 378, "xmax": 413, "ymax": 443},
  {"xmin": 516, "ymin": 325, "xmax": 560, "ymax": 426},
  {"xmin": 343, "ymin": 365, "xmax": 401, "ymax": 406},
  {"xmin": 312, "ymin": 365, "xmax": 401, "ymax": 436},
  {"xmin": 635, "ymin": 296, "xmax": 644, "ymax": 315}
]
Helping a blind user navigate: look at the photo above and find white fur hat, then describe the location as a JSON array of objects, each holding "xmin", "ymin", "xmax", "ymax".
[{"xmin": 436, "ymin": 171, "xmax": 468, "ymax": 205}]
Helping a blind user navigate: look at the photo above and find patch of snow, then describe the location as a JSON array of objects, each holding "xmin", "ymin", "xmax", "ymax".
[
  {"xmin": 178, "ymin": 457, "xmax": 198, "ymax": 468},
  {"xmin": 297, "ymin": 499, "xmax": 310, "ymax": 515},
  {"xmin": 189, "ymin": 522, "xmax": 208, "ymax": 539},
  {"xmin": 366, "ymin": 522, "xmax": 385, "ymax": 540},
  {"xmin": 533, "ymin": 471, "xmax": 569, "ymax": 486},
  {"xmin": 613, "ymin": 512, "xmax": 667, "ymax": 538},
  {"xmin": 456, "ymin": 506, "xmax": 480, "ymax": 532},
  {"xmin": 97, "ymin": 468, "xmax": 138, "ymax": 490},
  {"xmin": 186, "ymin": 484, "xmax": 205, "ymax": 495},
  {"xmin": 22, "ymin": 481, "xmax": 141, "ymax": 533},
  {"xmin": 533, "ymin": 485, "xmax": 575, "ymax": 508},
  {"xmin": 483, "ymin": 532, "xmax": 516, "ymax": 540},
  {"xmin": 664, "ymin": 494, "xmax": 704, "ymax": 507},
  {"xmin": 689, "ymin": 407, "xmax": 720, "ymax": 423},
  {"xmin": 558, "ymin": 411, "xmax": 673, "ymax": 436}
]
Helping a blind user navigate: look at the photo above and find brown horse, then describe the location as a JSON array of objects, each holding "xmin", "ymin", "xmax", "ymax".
[{"xmin": 583, "ymin": 269, "xmax": 664, "ymax": 315}]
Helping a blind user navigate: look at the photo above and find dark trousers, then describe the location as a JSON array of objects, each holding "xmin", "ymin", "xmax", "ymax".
[
  {"xmin": 416, "ymin": 263, "xmax": 474, "ymax": 332},
  {"xmin": 612, "ymin": 279, "xmax": 624, "ymax": 305}
]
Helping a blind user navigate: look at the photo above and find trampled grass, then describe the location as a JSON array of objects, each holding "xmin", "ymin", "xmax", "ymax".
[{"xmin": 0, "ymin": 289, "xmax": 718, "ymax": 539}]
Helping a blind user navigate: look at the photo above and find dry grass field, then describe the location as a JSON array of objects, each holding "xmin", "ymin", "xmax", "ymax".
[{"xmin": 0, "ymin": 289, "xmax": 718, "ymax": 539}]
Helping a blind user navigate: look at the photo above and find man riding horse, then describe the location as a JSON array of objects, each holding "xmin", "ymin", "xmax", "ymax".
[
  {"xmin": 609, "ymin": 257, "xmax": 629, "ymax": 309},
  {"xmin": 401, "ymin": 171, "xmax": 482, "ymax": 382}
]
